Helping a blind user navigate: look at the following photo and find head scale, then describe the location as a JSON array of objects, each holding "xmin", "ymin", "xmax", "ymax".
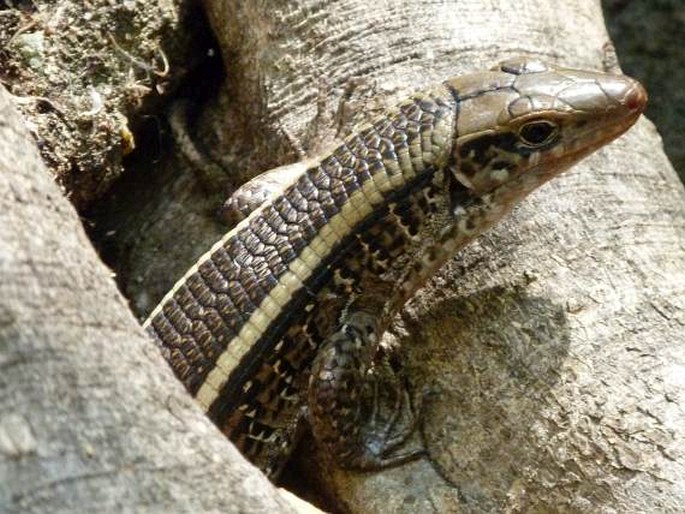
[{"xmin": 444, "ymin": 58, "xmax": 646, "ymax": 202}]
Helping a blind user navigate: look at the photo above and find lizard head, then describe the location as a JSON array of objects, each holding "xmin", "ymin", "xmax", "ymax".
[{"xmin": 444, "ymin": 58, "xmax": 647, "ymax": 200}]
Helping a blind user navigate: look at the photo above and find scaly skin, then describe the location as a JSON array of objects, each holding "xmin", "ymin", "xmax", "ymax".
[{"xmin": 144, "ymin": 58, "xmax": 646, "ymax": 478}]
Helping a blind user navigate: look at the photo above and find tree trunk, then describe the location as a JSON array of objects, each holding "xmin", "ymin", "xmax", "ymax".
[
  {"xmin": 2, "ymin": 0, "xmax": 684, "ymax": 513},
  {"xmin": 0, "ymin": 89, "xmax": 315, "ymax": 513}
]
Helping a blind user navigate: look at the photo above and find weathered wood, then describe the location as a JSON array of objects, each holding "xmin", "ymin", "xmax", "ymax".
[{"xmin": 0, "ymin": 87, "xmax": 307, "ymax": 514}]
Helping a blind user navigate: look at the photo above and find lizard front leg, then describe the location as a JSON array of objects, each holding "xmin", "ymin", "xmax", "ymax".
[
  {"xmin": 308, "ymin": 310, "xmax": 423, "ymax": 470},
  {"xmin": 219, "ymin": 161, "xmax": 308, "ymax": 225}
]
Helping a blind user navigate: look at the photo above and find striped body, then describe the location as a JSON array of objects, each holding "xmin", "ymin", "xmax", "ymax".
[{"xmin": 145, "ymin": 59, "xmax": 646, "ymax": 478}]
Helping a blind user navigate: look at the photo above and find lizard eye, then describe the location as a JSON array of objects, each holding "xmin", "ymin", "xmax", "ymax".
[{"xmin": 518, "ymin": 120, "xmax": 558, "ymax": 147}]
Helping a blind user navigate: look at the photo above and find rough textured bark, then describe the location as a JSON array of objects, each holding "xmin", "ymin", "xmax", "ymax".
[
  {"xmin": 2, "ymin": 0, "xmax": 684, "ymax": 512},
  {"xmin": 0, "ymin": 88, "xmax": 312, "ymax": 513},
  {"xmin": 0, "ymin": 0, "xmax": 210, "ymax": 209}
]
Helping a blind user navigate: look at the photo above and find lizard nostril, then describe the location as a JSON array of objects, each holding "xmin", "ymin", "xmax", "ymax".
[{"xmin": 624, "ymin": 83, "xmax": 648, "ymax": 113}]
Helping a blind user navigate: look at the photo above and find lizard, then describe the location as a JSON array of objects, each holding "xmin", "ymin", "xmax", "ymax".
[{"xmin": 144, "ymin": 58, "xmax": 646, "ymax": 479}]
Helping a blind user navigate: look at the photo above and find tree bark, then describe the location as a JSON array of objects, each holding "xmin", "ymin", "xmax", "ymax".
[
  {"xmin": 2, "ymin": 0, "xmax": 684, "ymax": 513},
  {"xmin": 0, "ymin": 88, "xmax": 313, "ymax": 513}
]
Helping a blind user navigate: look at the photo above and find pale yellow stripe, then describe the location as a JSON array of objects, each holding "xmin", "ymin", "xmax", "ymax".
[
  {"xmin": 192, "ymin": 162, "xmax": 417, "ymax": 411},
  {"xmin": 260, "ymin": 295, "xmax": 283, "ymax": 318},
  {"xmin": 148, "ymin": 98, "xmax": 455, "ymax": 412},
  {"xmin": 308, "ymin": 236, "xmax": 330, "ymax": 260},
  {"xmin": 249, "ymin": 308, "xmax": 272, "ymax": 333},
  {"xmin": 269, "ymin": 283, "xmax": 294, "ymax": 308},
  {"xmin": 317, "ymin": 223, "xmax": 341, "ymax": 249},
  {"xmin": 196, "ymin": 379, "xmax": 219, "ymax": 409},
  {"xmin": 143, "ymin": 193, "xmax": 288, "ymax": 330}
]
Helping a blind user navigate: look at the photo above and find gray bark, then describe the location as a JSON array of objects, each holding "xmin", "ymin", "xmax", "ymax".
[
  {"xmin": 0, "ymin": 89, "xmax": 308, "ymax": 513},
  {"xmin": 2, "ymin": 0, "xmax": 684, "ymax": 513}
]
